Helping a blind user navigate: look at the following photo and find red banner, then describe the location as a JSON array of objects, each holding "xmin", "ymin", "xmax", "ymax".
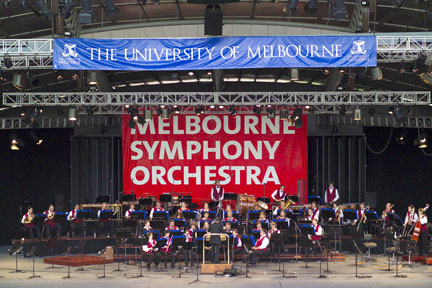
[{"xmin": 122, "ymin": 114, "xmax": 307, "ymax": 203}]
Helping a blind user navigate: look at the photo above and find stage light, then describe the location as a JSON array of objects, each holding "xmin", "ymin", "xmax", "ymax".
[
  {"xmin": 229, "ymin": 105, "xmax": 237, "ymax": 116},
  {"xmin": 174, "ymin": 106, "xmax": 180, "ymax": 114},
  {"xmin": 72, "ymin": 71, "xmax": 79, "ymax": 80},
  {"xmin": 280, "ymin": 108, "xmax": 289, "ymax": 121},
  {"xmin": 291, "ymin": 107, "xmax": 303, "ymax": 122},
  {"xmin": 339, "ymin": 105, "xmax": 346, "ymax": 116},
  {"xmin": 68, "ymin": 108, "xmax": 77, "ymax": 121},
  {"xmin": 12, "ymin": 73, "xmax": 27, "ymax": 90},
  {"xmin": 388, "ymin": 107, "xmax": 394, "ymax": 115},
  {"xmin": 396, "ymin": 129, "xmax": 408, "ymax": 144},
  {"xmin": 218, "ymin": 105, "xmax": 224, "ymax": 109},
  {"xmin": 87, "ymin": 71, "xmax": 98, "ymax": 85},
  {"xmin": 144, "ymin": 109, "xmax": 153, "ymax": 122},
  {"xmin": 360, "ymin": 0, "xmax": 369, "ymax": 6},
  {"xmin": 295, "ymin": 117, "xmax": 303, "ymax": 128},
  {"xmin": 195, "ymin": 107, "xmax": 204, "ymax": 115},
  {"xmin": 290, "ymin": 68, "xmax": 299, "ymax": 81},
  {"xmin": 37, "ymin": 0, "xmax": 55, "ymax": 20},
  {"xmin": 29, "ymin": 130, "xmax": 43, "ymax": 145},
  {"xmin": 157, "ymin": 106, "xmax": 163, "ymax": 116},
  {"xmin": 331, "ymin": 0, "xmax": 347, "ymax": 20},
  {"xmin": 188, "ymin": 71, "xmax": 194, "ymax": 76},
  {"xmin": 56, "ymin": 71, "xmax": 64, "ymax": 80},
  {"xmin": 338, "ymin": 68, "xmax": 345, "ymax": 75},
  {"xmin": 354, "ymin": 108, "xmax": 361, "ymax": 121},
  {"xmin": 253, "ymin": 105, "xmax": 261, "ymax": 116},
  {"xmin": 10, "ymin": 132, "xmax": 24, "ymax": 150},
  {"xmin": 266, "ymin": 106, "xmax": 275, "ymax": 119},
  {"xmin": 323, "ymin": 69, "xmax": 330, "ymax": 75},
  {"xmin": 399, "ymin": 63, "xmax": 406, "ymax": 73},
  {"xmin": 20, "ymin": 109, "xmax": 26, "ymax": 117},
  {"xmin": 308, "ymin": 106, "xmax": 315, "ymax": 114},
  {"xmin": 210, "ymin": 105, "xmax": 216, "ymax": 109},
  {"xmin": 4, "ymin": 57, "xmax": 12, "ymax": 68},
  {"xmin": 418, "ymin": 133, "xmax": 428, "ymax": 149},
  {"xmin": 304, "ymin": 0, "xmax": 317, "ymax": 15},
  {"xmin": 371, "ymin": 67, "xmax": 383, "ymax": 80},
  {"xmin": 419, "ymin": 68, "xmax": 432, "ymax": 86},
  {"xmin": 162, "ymin": 109, "xmax": 170, "ymax": 120}
]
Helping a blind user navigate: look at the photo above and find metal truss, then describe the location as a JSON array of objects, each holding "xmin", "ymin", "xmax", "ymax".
[
  {"xmin": 2, "ymin": 91, "xmax": 430, "ymax": 115},
  {"xmin": 318, "ymin": 115, "xmax": 432, "ymax": 129},
  {"xmin": 1, "ymin": 35, "xmax": 432, "ymax": 70},
  {"xmin": 0, "ymin": 115, "xmax": 121, "ymax": 130}
]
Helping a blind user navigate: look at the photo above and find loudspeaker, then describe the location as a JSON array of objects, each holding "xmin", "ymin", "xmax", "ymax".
[{"xmin": 205, "ymin": 4, "xmax": 222, "ymax": 36}]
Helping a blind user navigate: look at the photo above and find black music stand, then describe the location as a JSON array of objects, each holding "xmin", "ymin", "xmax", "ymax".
[
  {"xmin": 224, "ymin": 192, "xmax": 237, "ymax": 207},
  {"xmin": 116, "ymin": 226, "xmax": 134, "ymax": 277},
  {"xmin": 131, "ymin": 211, "xmax": 147, "ymax": 220},
  {"xmin": 159, "ymin": 194, "xmax": 172, "ymax": 210},
  {"xmin": 248, "ymin": 211, "xmax": 260, "ymax": 221},
  {"xmin": 272, "ymin": 234, "xmax": 284, "ymax": 272},
  {"xmin": 9, "ymin": 241, "xmax": 25, "ymax": 274},
  {"xmin": 171, "ymin": 235, "xmax": 187, "ymax": 279},
  {"xmin": 298, "ymin": 224, "xmax": 315, "ymax": 269},
  {"xmin": 27, "ymin": 245, "xmax": 40, "ymax": 279},
  {"xmin": 181, "ymin": 195, "xmax": 193, "ymax": 204},
  {"xmin": 75, "ymin": 240, "xmax": 87, "ymax": 272},
  {"xmin": 121, "ymin": 192, "xmax": 136, "ymax": 202},
  {"xmin": 152, "ymin": 211, "xmax": 169, "ymax": 220},
  {"xmin": 132, "ymin": 238, "xmax": 147, "ymax": 278},
  {"xmin": 321, "ymin": 208, "xmax": 336, "ymax": 222},
  {"xmin": 275, "ymin": 220, "xmax": 289, "ymax": 231},
  {"xmin": 257, "ymin": 197, "xmax": 271, "ymax": 204},
  {"xmin": 63, "ymin": 246, "xmax": 72, "ymax": 279},
  {"xmin": 182, "ymin": 211, "xmax": 197, "ymax": 220},
  {"xmin": 98, "ymin": 248, "xmax": 111, "ymax": 279}
]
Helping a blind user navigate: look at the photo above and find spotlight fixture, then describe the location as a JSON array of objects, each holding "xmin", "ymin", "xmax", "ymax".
[
  {"xmin": 290, "ymin": 68, "xmax": 299, "ymax": 81},
  {"xmin": 29, "ymin": 130, "xmax": 43, "ymax": 145},
  {"xmin": 399, "ymin": 63, "xmax": 406, "ymax": 73},
  {"xmin": 354, "ymin": 107, "xmax": 361, "ymax": 121},
  {"xmin": 338, "ymin": 68, "xmax": 345, "ymax": 75},
  {"xmin": 253, "ymin": 105, "xmax": 261, "ymax": 116},
  {"xmin": 388, "ymin": 107, "xmax": 394, "ymax": 115},
  {"xmin": 145, "ymin": 109, "xmax": 153, "ymax": 121},
  {"xmin": 10, "ymin": 132, "xmax": 24, "ymax": 150},
  {"xmin": 210, "ymin": 105, "xmax": 216, "ymax": 109},
  {"xmin": 229, "ymin": 105, "xmax": 237, "ymax": 116},
  {"xmin": 161, "ymin": 109, "xmax": 170, "ymax": 120},
  {"xmin": 68, "ymin": 108, "xmax": 77, "ymax": 121},
  {"xmin": 12, "ymin": 73, "xmax": 27, "ymax": 90},
  {"xmin": 56, "ymin": 71, "xmax": 64, "ymax": 80},
  {"xmin": 157, "ymin": 106, "xmax": 163, "ymax": 116},
  {"xmin": 128, "ymin": 107, "xmax": 145, "ymax": 128},
  {"xmin": 291, "ymin": 107, "xmax": 303, "ymax": 122},
  {"xmin": 295, "ymin": 117, "xmax": 303, "ymax": 128},
  {"xmin": 323, "ymin": 69, "xmax": 330, "ymax": 75},
  {"xmin": 188, "ymin": 71, "xmax": 194, "ymax": 76},
  {"xmin": 195, "ymin": 107, "xmax": 204, "ymax": 116},
  {"xmin": 218, "ymin": 105, "xmax": 224, "ymax": 109},
  {"xmin": 173, "ymin": 106, "xmax": 180, "ymax": 114},
  {"xmin": 339, "ymin": 105, "xmax": 347, "ymax": 116},
  {"xmin": 371, "ymin": 67, "xmax": 383, "ymax": 80},
  {"xmin": 4, "ymin": 57, "xmax": 13, "ymax": 68},
  {"xmin": 280, "ymin": 108, "xmax": 289, "ymax": 121},
  {"xmin": 20, "ymin": 109, "xmax": 26, "ymax": 117},
  {"xmin": 396, "ymin": 129, "xmax": 408, "ymax": 144},
  {"xmin": 87, "ymin": 71, "xmax": 98, "ymax": 85},
  {"xmin": 72, "ymin": 71, "xmax": 79, "ymax": 79},
  {"xmin": 418, "ymin": 132, "xmax": 428, "ymax": 149},
  {"xmin": 266, "ymin": 106, "xmax": 275, "ymax": 119}
]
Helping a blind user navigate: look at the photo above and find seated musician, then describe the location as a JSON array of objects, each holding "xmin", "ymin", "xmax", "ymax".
[
  {"xmin": 271, "ymin": 184, "xmax": 286, "ymax": 202},
  {"xmin": 404, "ymin": 204, "xmax": 418, "ymax": 232},
  {"xmin": 183, "ymin": 222, "xmax": 196, "ymax": 267},
  {"xmin": 258, "ymin": 211, "xmax": 267, "ymax": 222},
  {"xmin": 97, "ymin": 202, "xmax": 115, "ymax": 237},
  {"xmin": 224, "ymin": 210, "xmax": 237, "ymax": 222},
  {"xmin": 254, "ymin": 203, "xmax": 262, "ymax": 212},
  {"xmin": 252, "ymin": 222, "xmax": 263, "ymax": 233},
  {"xmin": 201, "ymin": 212, "xmax": 211, "ymax": 222},
  {"xmin": 160, "ymin": 231, "xmax": 174, "ymax": 269},
  {"xmin": 308, "ymin": 219, "xmax": 324, "ymax": 253},
  {"xmin": 225, "ymin": 205, "xmax": 232, "ymax": 213},
  {"xmin": 21, "ymin": 207, "xmax": 41, "ymax": 240},
  {"xmin": 124, "ymin": 204, "xmax": 135, "ymax": 219},
  {"xmin": 311, "ymin": 201, "xmax": 320, "ymax": 220},
  {"xmin": 142, "ymin": 232, "xmax": 161, "ymax": 272},
  {"xmin": 67, "ymin": 204, "xmax": 86, "ymax": 237},
  {"xmin": 418, "ymin": 207, "xmax": 429, "ymax": 256},
  {"xmin": 200, "ymin": 202, "xmax": 211, "ymax": 215},
  {"xmin": 352, "ymin": 202, "xmax": 367, "ymax": 231},
  {"xmin": 43, "ymin": 204, "xmax": 60, "ymax": 238},
  {"xmin": 381, "ymin": 203, "xmax": 395, "ymax": 228},
  {"xmin": 329, "ymin": 202, "xmax": 344, "ymax": 223},
  {"xmin": 232, "ymin": 229, "xmax": 243, "ymax": 262},
  {"xmin": 141, "ymin": 220, "xmax": 152, "ymax": 236},
  {"xmin": 305, "ymin": 209, "xmax": 314, "ymax": 221},
  {"xmin": 149, "ymin": 201, "xmax": 164, "ymax": 220},
  {"xmin": 248, "ymin": 229, "xmax": 270, "ymax": 266},
  {"xmin": 273, "ymin": 200, "xmax": 286, "ymax": 216},
  {"xmin": 224, "ymin": 222, "xmax": 233, "ymax": 234},
  {"xmin": 277, "ymin": 210, "xmax": 287, "ymax": 220},
  {"xmin": 268, "ymin": 222, "xmax": 281, "ymax": 240},
  {"xmin": 165, "ymin": 220, "xmax": 179, "ymax": 231},
  {"xmin": 177, "ymin": 201, "xmax": 188, "ymax": 213},
  {"xmin": 202, "ymin": 221, "xmax": 210, "ymax": 232}
]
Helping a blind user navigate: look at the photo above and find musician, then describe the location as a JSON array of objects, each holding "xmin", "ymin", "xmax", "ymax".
[
  {"xmin": 252, "ymin": 222, "xmax": 263, "ymax": 233},
  {"xmin": 211, "ymin": 179, "xmax": 224, "ymax": 202},
  {"xmin": 311, "ymin": 201, "xmax": 320, "ymax": 221},
  {"xmin": 124, "ymin": 204, "xmax": 135, "ymax": 219},
  {"xmin": 209, "ymin": 217, "xmax": 223, "ymax": 264},
  {"xmin": 225, "ymin": 205, "xmax": 232, "ymax": 213},
  {"xmin": 306, "ymin": 208, "xmax": 319, "ymax": 222},
  {"xmin": 403, "ymin": 204, "xmax": 418, "ymax": 235},
  {"xmin": 142, "ymin": 232, "xmax": 161, "ymax": 272},
  {"xmin": 67, "ymin": 204, "xmax": 87, "ymax": 237},
  {"xmin": 309, "ymin": 219, "xmax": 324, "ymax": 253},
  {"xmin": 177, "ymin": 201, "xmax": 188, "ymax": 213},
  {"xmin": 149, "ymin": 201, "xmax": 164, "ymax": 220},
  {"xmin": 273, "ymin": 200, "xmax": 286, "ymax": 216},
  {"xmin": 232, "ymin": 229, "xmax": 243, "ymax": 263},
  {"xmin": 97, "ymin": 202, "xmax": 115, "ymax": 237},
  {"xmin": 224, "ymin": 210, "xmax": 237, "ymax": 222},
  {"xmin": 249, "ymin": 229, "xmax": 269, "ymax": 266},
  {"xmin": 354, "ymin": 202, "xmax": 367, "ymax": 233},
  {"xmin": 277, "ymin": 210, "xmax": 290, "ymax": 227},
  {"xmin": 271, "ymin": 185, "xmax": 286, "ymax": 202},
  {"xmin": 200, "ymin": 202, "xmax": 211, "ymax": 215},
  {"xmin": 417, "ymin": 208, "xmax": 429, "ymax": 256},
  {"xmin": 268, "ymin": 222, "xmax": 280, "ymax": 240},
  {"xmin": 324, "ymin": 181, "xmax": 339, "ymax": 204},
  {"xmin": 258, "ymin": 211, "xmax": 267, "ymax": 222},
  {"xmin": 43, "ymin": 205, "xmax": 60, "ymax": 238},
  {"xmin": 223, "ymin": 222, "xmax": 233, "ymax": 234},
  {"xmin": 183, "ymin": 222, "xmax": 196, "ymax": 267},
  {"xmin": 142, "ymin": 220, "xmax": 152, "ymax": 234},
  {"xmin": 165, "ymin": 220, "xmax": 179, "ymax": 231},
  {"xmin": 21, "ymin": 207, "xmax": 41, "ymax": 240},
  {"xmin": 160, "ymin": 231, "xmax": 174, "ymax": 269},
  {"xmin": 329, "ymin": 202, "xmax": 343, "ymax": 224},
  {"xmin": 381, "ymin": 203, "xmax": 395, "ymax": 228},
  {"xmin": 202, "ymin": 221, "xmax": 210, "ymax": 232}
]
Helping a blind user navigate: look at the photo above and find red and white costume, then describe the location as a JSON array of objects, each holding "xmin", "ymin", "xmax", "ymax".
[
  {"xmin": 334, "ymin": 206, "xmax": 343, "ymax": 221},
  {"xmin": 211, "ymin": 186, "xmax": 224, "ymax": 201},
  {"xmin": 268, "ymin": 228, "xmax": 280, "ymax": 239},
  {"xmin": 177, "ymin": 208, "xmax": 187, "ymax": 213},
  {"xmin": 312, "ymin": 224, "xmax": 323, "ymax": 241},
  {"xmin": 224, "ymin": 217, "xmax": 237, "ymax": 222},
  {"xmin": 142, "ymin": 239, "xmax": 157, "ymax": 254},
  {"xmin": 254, "ymin": 235, "xmax": 270, "ymax": 251},
  {"xmin": 404, "ymin": 211, "xmax": 418, "ymax": 226},
  {"xmin": 149, "ymin": 206, "xmax": 164, "ymax": 219},
  {"xmin": 271, "ymin": 189, "xmax": 286, "ymax": 202},
  {"xmin": 21, "ymin": 213, "xmax": 35, "ymax": 227},
  {"xmin": 420, "ymin": 214, "xmax": 428, "ymax": 233},
  {"xmin": 355, "ymin": 208, "xmax": 366, "ymax": 223},
  {"xmin": 185, "ymin": 228, "xmax": 194, "ymax": 243},
  {"xmin": 311, "ymin": 208, "xmax": 320, "ymax": 221},
  {"xmin": 125, "ymin": 209, "xmax": 134, "ymax": 218},
  {"xmin": 165, "ymin": 225, "xmax": 179, "ymax": 231},
  {"xmin": 382, "ymin": 209, "xmax": 394, "ymax": 221},
  {"xmin": 43, "ymin": 210, "xmax": 55, "ymax": 227},
  {"xmin": 233, "ymin": 235, "xmax": 242, "ymax": 250},
  {"xmin": 161, "ymin": 236, "xmax": 172, "ymax": 253},
  {"xmin": 67, "ymin": 209, "xmax": 83, "ymax": 223},
  {"xmin": 324, "ymin": 187, "xmax": 339, "ymax": 203}
]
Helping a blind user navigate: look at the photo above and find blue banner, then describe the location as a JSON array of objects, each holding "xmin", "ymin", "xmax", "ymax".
[{"xmin": 53, "ymin": 36, "xmax": 376, "ymax": 71}]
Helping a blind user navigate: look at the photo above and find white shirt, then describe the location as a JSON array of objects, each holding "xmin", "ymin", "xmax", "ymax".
[
  {"xmin": 420, "ymin": 215, "xmax": 428, "ymax": 225},
  {"xmin": 324, "ymin": 187, "xmax": 339, "ymax": 203},
  {"xmin": 211, "ymin": 186, "xmax": 224, "ymax": 201},
  {"xmin": 271, "ymin": 189, "xmax": 286, "ymax": 201},
  {"xmin": 404, "ymin": 212, "xmax": 418, "ymax": 225},
  {"xmin": 149, "ymin": 207, "xmax": 165, "ymax": 219},
  {"xmin": 314, "ymin": 224, "xmax": 323, "ymax": 236},
  {"xmin": 234, "ymin": 236, "xmax": 242, "ymax": 248},
  {"xmin": 255, "ymin": 236, "xmax": 270, "ymax": 250},
  {"xmin": 67, "ymin": 209, "xmax": 78, "ymax": 221},
  {"xmin": 125, "ymin": 209, "xmax": 134, "ymax": 218},
  {"xmin": 334, "ymin": 207, "xmax": 344, "ymax": 221}
]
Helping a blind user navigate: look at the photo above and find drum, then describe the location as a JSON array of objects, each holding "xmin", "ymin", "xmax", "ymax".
[{"xmin": 236, "ymin": 194, "xmax": 255, "ymax": 214}]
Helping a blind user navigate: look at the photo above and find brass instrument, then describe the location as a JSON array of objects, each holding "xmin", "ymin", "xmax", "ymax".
[
  {"xmin": 257, "ymin": 201, "xmax": 269, "ymax": 210},
  {"xmin": 356, "ymin": 206, "xmax": 369, "ymax": 231},
  {"xmin": 283, "ymin": 198, "xmax": 295, "ymax": 210}
]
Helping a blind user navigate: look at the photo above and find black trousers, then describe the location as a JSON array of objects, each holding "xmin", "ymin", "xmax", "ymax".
[
  {"xmin": 231, "ymin": 248, "xmax": 242, "ymax": 263},
  {"xmin": 249, "ymin": 250, "xmax": 268, "ymax": 265},
  {"xmin": 183, "ymin": 242, "xmax": 195, "ymax": 266},
  {"xmin": 70, "ymin": 222, "xmax": 87, "ymax": 237},
  {"xmin": 43, "ymin": 223, "xmax": 60, "ymax": 238},
  {"xmin": 210, "ymin": 243, "xmax": 221, "ymax": 263},
  {"xmin": 146, "ymin": 252, "xmax": 161, "ymax": 269},
  {"xmin": 161, "ymin": 250, "xmax": 176, "ymax": 267},
  {"xmin": 23, "ymin": 225, "xmax": 41, "ymax": 240},
  {"xmin": 98, "ymin": 221, "xmax": 115, "ymax": 236},
  {"xmin": 418, "ymin": 230, "xmax": 429, "ymax": 256}
]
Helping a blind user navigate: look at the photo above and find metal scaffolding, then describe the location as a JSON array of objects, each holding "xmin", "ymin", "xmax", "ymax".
[
  {"xmin": 1, "ymin": 35, "xmax": 431, "ymax": 70},
  {"xmin": 318, "ymin": 115, "xmax": 432, "ymax": 129},
  {"xmin": 2, "ymin": 91, "xmax": 430, "ymax": 115}
]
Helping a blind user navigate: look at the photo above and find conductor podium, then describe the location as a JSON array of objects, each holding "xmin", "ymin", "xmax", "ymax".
[{"xmin": 201, "ymin": 233, "xmax": 232, "ymax": 274}]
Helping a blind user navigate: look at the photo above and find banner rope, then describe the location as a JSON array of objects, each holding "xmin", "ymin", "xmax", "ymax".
[{"xmin": 364, "ymin": 127, "xmax": 394, "ymax": 155}]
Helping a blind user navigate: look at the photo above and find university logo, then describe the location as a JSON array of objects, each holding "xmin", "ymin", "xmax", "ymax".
[
  {"xmin": 350, "ymin": 40, "xmax": 367, "ymax": 55},
  {"xmin": 62, "ymin": 44, "xmax": 78, "ymax": 58}
]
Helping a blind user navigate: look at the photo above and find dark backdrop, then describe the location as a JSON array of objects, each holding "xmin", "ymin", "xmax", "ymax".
[{"xmin": 1, "ymin": 126, "xmax": 431, "ymax": 245}]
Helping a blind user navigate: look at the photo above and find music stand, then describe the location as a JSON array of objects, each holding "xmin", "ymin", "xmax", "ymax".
[
  {"xmin": 321, "ymin": 208, "xmax": 335, "ymax": 221},
  {"xmin": 180, "ymin": 195, "xmax": 193, "ymax": 204},
  {"xmin": 121, "ymin": 193, "xmax": 136, "ymax": 202},
  {"xmin": 182, "ymin": 211, "xmax": 197, "ymax": 220},
  {"xmin": 9, "ymin": 240, "xmax": 25, "ymax": 273},
  {"xmin": 248, "ymin": 211, "xmax": 260, "ymax": 221},
  {"xmin": 257, "ymin": 197, "xmax": 271, "ymax": 204},
  {"xmin": 275, "ymin": 220, "xmax": 289, "ymax": 231},
  {"xmin": 224, "ymin": 192, "xmax": 237, "ymax": 207},
  {"xmin": 27, "ymin": 246, "xmax": 40, "ymax": 279},
  {"xmin": 131, "ymin": 211, "xmax": 147, "ymax": 220},
  {"xmin": 298, "ymin": 224, "xmax": 315, "ymax": 269},
  {"xmin": 152, "ymin": 211, "xmax": 169, "ymax": 220},
  {"xmin": 100, "ymin": 211, "xmax": 114, "ymax": 220},
  {"xmin": 307, "ymin": 195, "xmax": 321, "ymax": 205},
  {"xmin": 171, "ymin": 235, "xmax": 187, "ymax": 279}
]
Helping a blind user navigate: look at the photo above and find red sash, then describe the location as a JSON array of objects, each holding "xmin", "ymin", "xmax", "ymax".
[
  {"xmin": 212, "ymin": 186, "xmax": 224, "ymax": 201},
  {"xmin": 326, "ymin": 188, "xmax": 336, "ymax": 203},
  {"xmin": 312, "ymin": 225, "xmax": 321, "ymax": 240}
]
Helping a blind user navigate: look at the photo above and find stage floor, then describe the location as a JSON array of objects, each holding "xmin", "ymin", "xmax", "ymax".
[{"xmin": 0, "ymin": 246, "xmax": 431, "ymax": 288}]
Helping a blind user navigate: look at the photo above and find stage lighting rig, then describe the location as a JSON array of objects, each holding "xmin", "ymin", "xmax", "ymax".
[
  {"xmin": 371, "ymin": 67, "xmax": 383, "ymax": 80},
  {"xmin": 253, "ymin": 105, "xmax": 261, "ymax": 116},
  {"xmin": 30, "ymin": 130, "xmax": 43, "ymax": 145},
  {"xmin": 229, "ymin": 105, "xmax": 237, "ymax": 116},
  {"xmin": 266, "ymin": 106, "xmax": 275, "ymax": 119},
  {"xmin": 68, "ymin": 108, "xmax": 77, "ymax": 121},
  {"xmin": 3, "ymin": 56, "xmax": 13, "ymax": 68},
  {"xmin": 10, "ymin": 132, "xmax": 24, "ymax": 150}
]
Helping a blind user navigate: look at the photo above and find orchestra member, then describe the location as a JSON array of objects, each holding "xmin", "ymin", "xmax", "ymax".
[
  {"xmin": 268, "ymin": 222, "xmax": 280, "ymax": 240},
  {"xmin": 141, "ymin": 220, "xmax": 152, "ymax": 236},
  {"xmin": 160, "ymin": 232, "xmax": 174, "ymax": 269},
  {"xmin": 177, "ymin": 201, "xmax": 188, "ymax": 213},
  {"xmin": 418, "ymin": 208, "xmax": 429, "ymax": 256},
  {"xmin": 142, "ymin": 232, "xmax": 161, "ymax": 272},
  {"xmin": 200, "ymin": 202, "xmax": 211, "ymax": 214},
  {"xmin": 382, "ymin": 203, "xmax": 395, "ymax": 228},
  {"xmin": 149, "ymin": 201, "xmax": 164, "ymax": 220},
  {"xmin": 273, "ymin": 200, "xmax": 286, "ymax": 216},
  {"xmin": 232, "ymin": 229, "xmax": 243, "ymax": 263},
  {"xmin": 329, "ymin": 202, "xmax": 343, "ymax": 224},
  {"xmin": 224, "ymin": 222, "xmax": 233, "ymax": 234},
  {"xmin": 225, "ymin": 205, "xmax": 232, "ymax": 213},
  {"xmin": 354, "ymin": 202, "xmax": 367, "ymax": 233},
  {"xmin": 124, "ymin": 204, "xmax": 135, "ymax": 219},
  {"xmin": 67, "ymin": 204, "xmax": 86, "ymax": 237},
  {"xmin": 202, "ymin": 212, "xmax": 211, "ymax": 222},
  {"xmin": 324, "ymin": 181, "xmax": 339, "ymax": 204},
  {"xmin": 97, "ymin": 202, "xmax": 115, "ymax": 237},
  {"xmin": 306, "ymin": 209, "xmax": 319, "ymax": 222},
  {"xmin": 21, "ymin": 207, "xmax": 41, "ymax": 240},
  {"xmin": 209, "ymin": 217, "xmax": 223, "ymax": 264},
  {"xmin": 249, "ymin": 229, "xmax": 270, "ymax": 266},
  {"xmin": 211, "ymin": 179, "xmax": 225, "ymax": 202},
  {"xmin": 253, "ymin": 222, "xmax": 263, "ymax": 233},
  {"xmin": 254, "ymin": 203, "xmax": 262, "ymax": 211},
  {"xmin": 311, "ymin": 201, "xmax": 320, "ymax": 221},
  {"xmin": 258, "ymin": 211, "xmax": 267, "ymax": 221},
  {"xmin": 277, "ymin": 210, "xmax": 290, "ymax": 227},
  {"xmin": 309, "ymin": 219, "xmax": 324, "ymax": 253},
  {"xmin": 183, "ymin": 222, "xmax": 196, "ymax": 267},
  {"xmin": 224, "ymin": 210, "xmax": 237, "ymax": 222},
  {"xmin": 202, "ymin": 221, "xmax": 210, "ymax": 232},
  {"xmin": 165, "ymin": 220, "xmax": 179, "ymax": 231},
  {"xmin": 404, "ymin": 204, "xmax": 418, "ymax": 235},
  {"xmin": 271, "ymin": 185, "xmax": 287, "ymax": 202},
  {"xmin": 43, "ymin": 205, "xmax": 60, "ymax": 238}
]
